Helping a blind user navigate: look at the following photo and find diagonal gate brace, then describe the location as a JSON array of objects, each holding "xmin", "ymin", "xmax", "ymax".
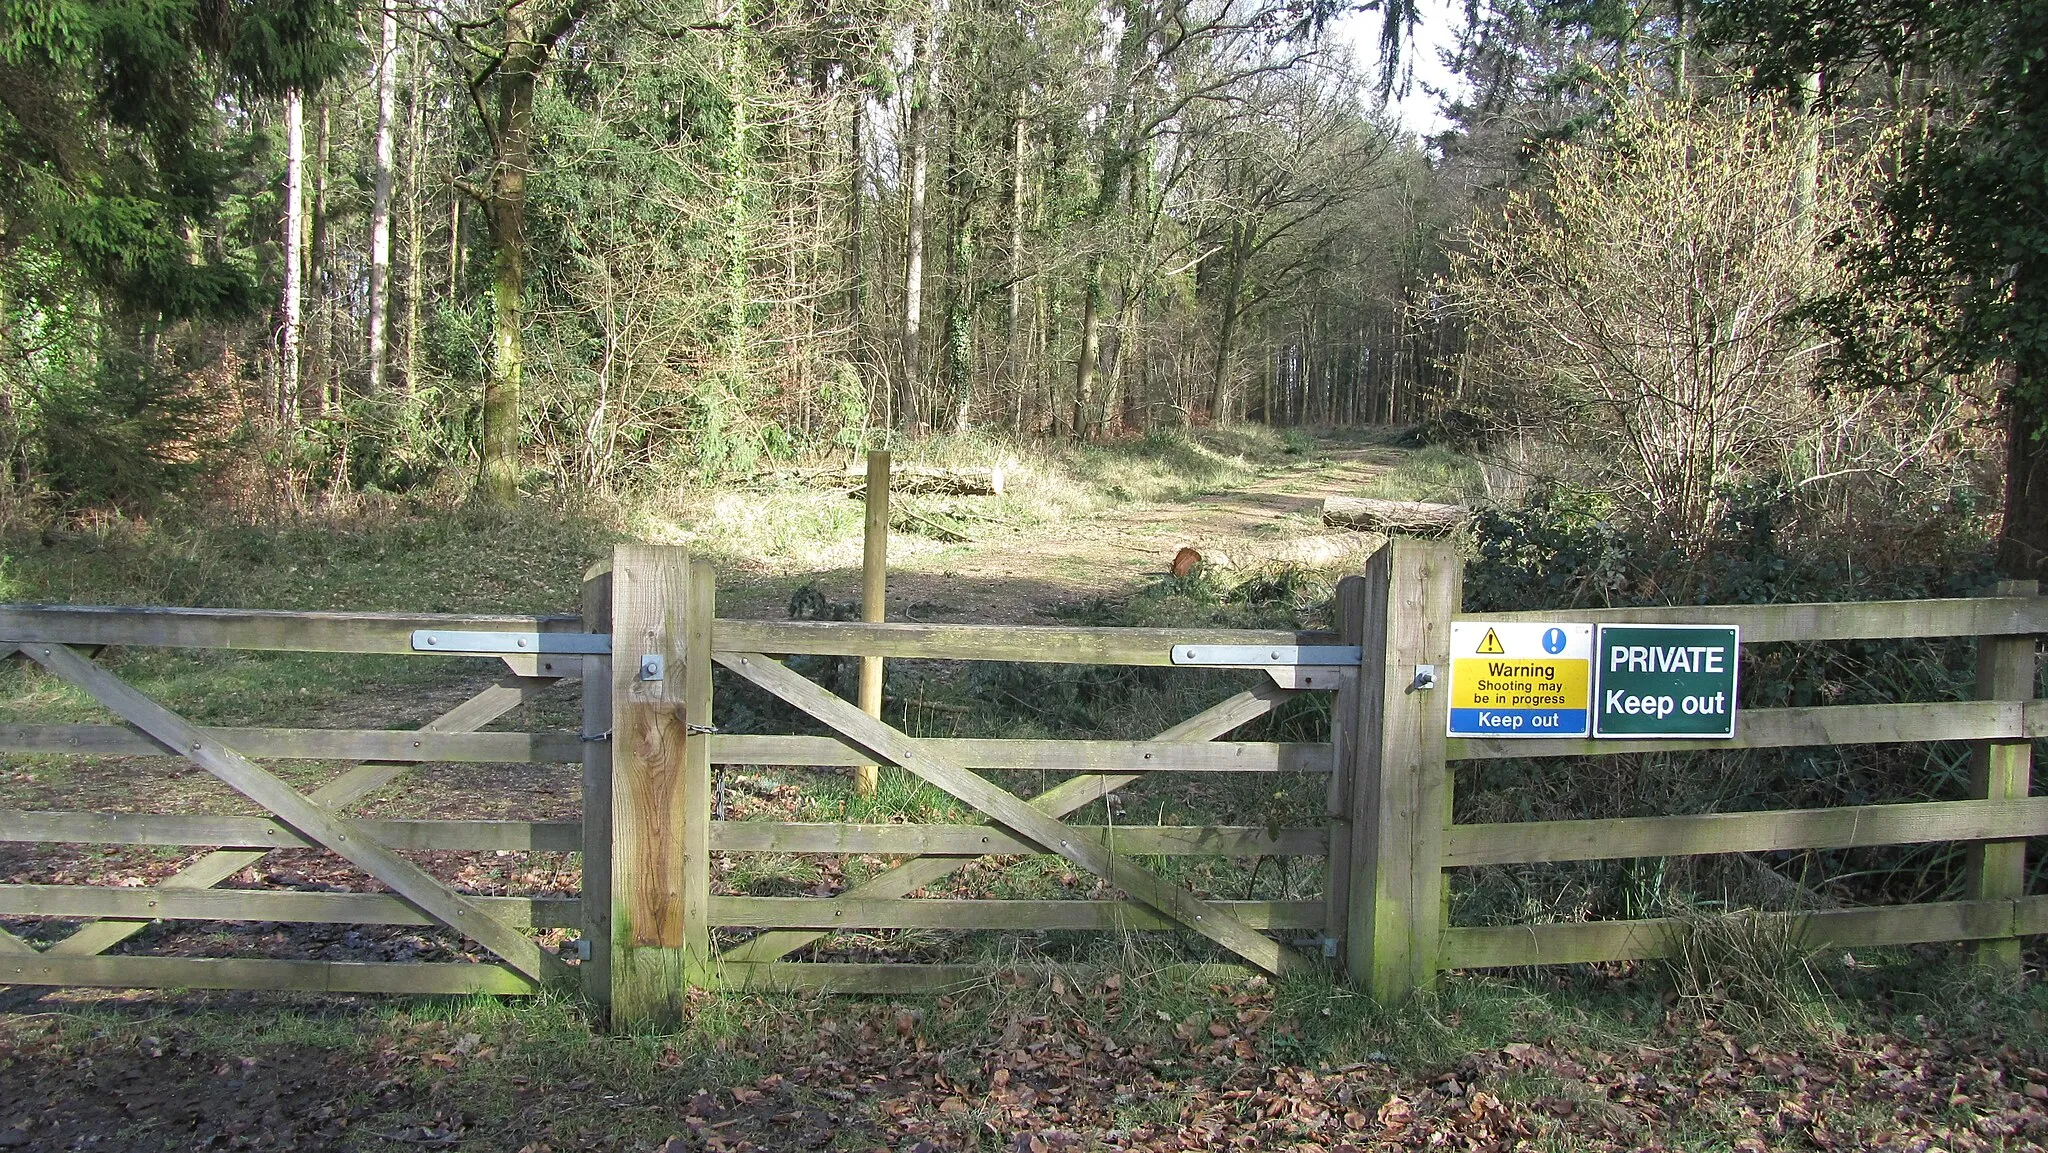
[
  {"xmin": 46, "ymin": 675, "xmax": 561, "ymax": 958},
  {"xmin": 21, "ymin": 644, "xmax": 555, "ymax": 984},
  {"xmin": 720, "ymin": 682, "xmax": 1289, "ymax": 966},
  {"xmin": 716, "ymin": 653, "xmax": 1309, "ymax": 976}
]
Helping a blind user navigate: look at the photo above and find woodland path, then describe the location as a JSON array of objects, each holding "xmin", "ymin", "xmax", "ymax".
[{"xmin": 726, "ymin": 433, "xmax": 1414, "ymax": 625}]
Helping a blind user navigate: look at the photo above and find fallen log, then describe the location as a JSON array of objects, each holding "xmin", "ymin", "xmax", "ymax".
[
  {"xmin": 846, "ymin": 464, "xmax": 1004, "ymax": 496},
  {"xmin": 1321, "ymin": 496, "xmax": 1467, "ymax": 535}
]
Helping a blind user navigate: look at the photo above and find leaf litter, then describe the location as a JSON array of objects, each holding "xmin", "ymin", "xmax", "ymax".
[{"xmin": 5, "ymin": 966, "xmax": 2048, "ymax": 1151}]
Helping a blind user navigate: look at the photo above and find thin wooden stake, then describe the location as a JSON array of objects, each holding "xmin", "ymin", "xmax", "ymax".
[{"xmin": 856, "ymin": 449, "xmax": 890, "ymax": 797}]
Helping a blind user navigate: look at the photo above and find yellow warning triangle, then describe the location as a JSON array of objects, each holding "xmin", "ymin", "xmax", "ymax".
[{"xmin": 1475, "ymin": 628, "xmax": 1505, "ymax": 655}]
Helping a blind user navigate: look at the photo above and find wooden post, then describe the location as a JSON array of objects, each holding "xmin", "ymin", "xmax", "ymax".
[
  {"xmin": 681, "ymin": 560, "xmax": 716, "ymax": 983},
  {"xmin": 855, "ymin": 450, "xmax": 890, "ymax": 797},
  {"xmin": 1323, "ymin": 574, "xmax": 1372, "ymax": 963},
  {"xmin": 607, "ymin": 545, "xmax": 713, "ymax": 1026},
  {"xmin": 1967, "ymin": 578, "xmax": 2039, "ymax": 972},
  {"xmin": 1343, "ymin": 537, "xmax": 1461, "ymax": 1000},
  {"xmin": 580, "ymin": 560, "xmax": 613, "ymax": 1007}
]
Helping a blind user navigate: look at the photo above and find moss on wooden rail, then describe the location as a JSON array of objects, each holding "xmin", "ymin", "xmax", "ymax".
[
  {"xmin": 0, "ymin": 604, "xmax": 584, "ymax": 654},
  {"xmin": 0, "ymin": 812, "xmax": 583, "ymax": 851},
  {"xmin": 6, "ymin": 591, "xmax": 2038, "ymax": 660},
  {"xmin": 0, "ymin": 812, "xmax": 1323, "ymax": 857},
  {"xmin": 0, "ymin": 954, "xmax": 537, "ymax": 994},
  {"xmin": 1444, "ymin": 797, "xmax": 2048, "ymax": 866},
  {"xmin": 712, "ymin": 960, "xmax": 1255, "ymax": 994},
  {"xmin": 712, "ymin": 735, "xmax": 1332, "ymax": 773},
  {"xmin": 712, "ymin": 619, "xmax": 1337, "ymax": 666},
  {"xmin": 1443, "ymin": 897, "xmax": 2048, "ymax": 969},
  {"xmin": 0, "ymin": 724, "xmax": 583, "ymax": 763},
  {"xmin": 712, "ymin": 896, "xmax": 1321, "ymax": 931},
  {"xmin": 713, "ymin": 822, "xmax": 1325, "ymax": 856},
  {"xmin": 0, "ymin": 884, "xmax": 578, "ymax": 928}
]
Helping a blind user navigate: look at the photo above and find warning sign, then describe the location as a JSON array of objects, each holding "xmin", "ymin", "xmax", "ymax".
[{"xmin": 1447, "ymin": 621, "xmax": 1593, "ymax": 738}]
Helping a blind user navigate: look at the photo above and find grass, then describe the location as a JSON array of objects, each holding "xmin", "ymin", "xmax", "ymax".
[
  {"xmin": 1352, "ymin": 444, "xmax": 1489, "ymax": 504},
  {"xmin": 627, "ymin": 424, "xmax": 1306, "ymax": 580}
]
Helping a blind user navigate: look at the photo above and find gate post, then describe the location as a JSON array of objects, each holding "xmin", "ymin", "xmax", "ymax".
[
  {"xmin": 1341, "ymin": 537, "xmax": 1461, "ymax": 1000},
  {"xmin": 1323, "ymin": 574, "xmax": 1374, "ymax": 963},
  {"xmin": 579, "ymin": 559, "xmax": 614, "ymax": 1008},
  {"xmin": 1967, "ymin": 578, "xmax": 2039, "ymax": 973},
  {"xmin": 606, "ymin": 545, "xmax": 716, "ymax": 1026}
]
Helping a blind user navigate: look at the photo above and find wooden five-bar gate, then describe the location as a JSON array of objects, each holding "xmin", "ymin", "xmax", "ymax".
[{"xmin": 0, "ymin": 540, "xmax": 2043, "ymax": 1025}]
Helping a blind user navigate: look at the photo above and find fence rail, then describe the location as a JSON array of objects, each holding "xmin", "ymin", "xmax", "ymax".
[
  {"xmin": 0, "ymin": 542, "xmax": 2042, "ymax": 1020},
  {"xmin": 1436, "ymin": 573, "xmax": 2045, "ymax": 983},
  {"xmin": 1447, "ymin": 700, "xmax": 2045, "ymax": 760},
  {"xmin": 1463, "ymin": 595, "xmax": 2048, "ymax": 642}
]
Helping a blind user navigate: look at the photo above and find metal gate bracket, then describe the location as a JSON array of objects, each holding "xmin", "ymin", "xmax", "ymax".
[
  {"xmin": 1171, "ymin": 643, "xmax": 1361, "ymax": 692},
  {"xmin": 411, "ymin": 630, "xmax": 613, "ymax": 656},
  {"xmin": 1170, "ymin": 644, "xmax": 1362, "ymax": 667}
]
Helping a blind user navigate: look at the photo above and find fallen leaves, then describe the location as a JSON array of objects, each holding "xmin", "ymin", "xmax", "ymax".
[{"xmin": 8, "ymin": 972, "xmax": 2048, "ymax": 1153}]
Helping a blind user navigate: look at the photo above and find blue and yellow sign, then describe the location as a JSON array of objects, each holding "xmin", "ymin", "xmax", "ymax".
[{"xmin": 1447, "ymin": 622, "xmax": 1593, "ymax": 738}]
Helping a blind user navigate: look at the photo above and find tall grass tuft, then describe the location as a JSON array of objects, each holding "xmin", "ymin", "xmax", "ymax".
[{"xmin": 1661, "ymin": 909, "xmax": 1835, "ymax": 1037}]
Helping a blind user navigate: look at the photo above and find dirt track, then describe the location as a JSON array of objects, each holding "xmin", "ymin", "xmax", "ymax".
[{"xmin": 728, "ymin": 439, "xmax": 1414, "ymax": 626}]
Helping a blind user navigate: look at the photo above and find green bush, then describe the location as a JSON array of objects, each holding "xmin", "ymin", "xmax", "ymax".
[{"xmin": 37, "ymin": 344, "xmax": 211, "ymax": 509}]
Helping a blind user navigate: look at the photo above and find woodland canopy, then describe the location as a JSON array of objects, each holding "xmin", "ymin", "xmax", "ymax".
[{"xmin": 0, "ymin": 0, "xmax": 2040, "ymax": 578}]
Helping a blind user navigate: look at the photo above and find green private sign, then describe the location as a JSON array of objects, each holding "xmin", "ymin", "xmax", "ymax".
[{"xmin": 1593, "ymin": 624, "xmax": 1740, "ymax": 739}]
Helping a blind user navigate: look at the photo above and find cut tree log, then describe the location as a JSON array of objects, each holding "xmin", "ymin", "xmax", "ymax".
[
  {"xmin": 847, "ymin": 465, "xmax": 1004, "ymax": 496},
  {"xmin": 1322, "ymin": 496, "xmax": 1466, "ymax": 536}
]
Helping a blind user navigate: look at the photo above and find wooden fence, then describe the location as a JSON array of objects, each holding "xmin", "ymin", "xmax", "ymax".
[{"xmin": 0, "ymin": 539, "xmax": 2042, "ymax": 1024}]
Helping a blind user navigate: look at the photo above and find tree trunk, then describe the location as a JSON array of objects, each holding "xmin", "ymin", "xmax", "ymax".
[
  {"xmin": 1007, "ymin": 97, "xmax": 1026, "ymax": 411},
  {"xmin": 281, "ymin": 90, "xmax": 305, "ymax": 426},
  {"xmin": 943, "ymin": 135, "xmax": 973, "ymax": 432},
  {"xmin": 720, "ymin": 0, "xmax": 750, "ymax": 378},
  {"xmin": 846, "ymin": 91, "xmax": 864, "ymax": 332},
  {"xmin": 1210, "ymin": 225, "xmax": 1246, "ymax": 424},
  {"xmin": 1792, "ymin": 69, "xmax": 1822, "ymax": 236},
  {"xmin": 310, "ymin": 100, "xmax": 331, "ymax": 412},
  {"xmin": 1073, "ymin": 266, "xmax": 1100, "ymax": 439},
  {"xmin": 481, "ymin": 5, "xmax": 541, "ymax": 502},
  {"xmin": 2001, "ymin": 378, "xmax": 2048, "ymax": 581},
  {"xmin": 367, "ymin": 1, "xmax": 397, "ymax": 394},
  {"xmin": 448, "ymin": 193, "xmax": 462, "ymax": 292},
  {"xmin": 898, "ymin": 15, "xmax": 936, "ymax": 432},
  {"xmin": 403, "ymin": 26, "xmax": 426, "ymax": 393},
  {"xmin": 1672, "ymin": 0, "xmax": 1690, "ymax": 97}
]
